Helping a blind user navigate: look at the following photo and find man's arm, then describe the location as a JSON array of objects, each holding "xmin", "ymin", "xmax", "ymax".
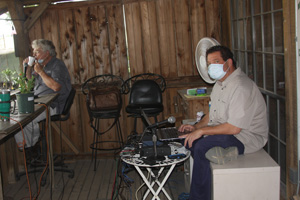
[
  {"xmin": 194, "ymin": 114, "xmax": 209, "ymax": 129},
  {"xmin": 26, "ymin": 66, "xmax": 33, "ymax": 79},
  {"xmin": 183, "ymin": 123, "xmax": 241, "ymax": 147},
  {"xmin": 34, "ymin": 63, "xmax": 61, "ymax": 92},
  {"xmin": 38, "ymin": 70, "xmax": 61, "ymax": 91}
]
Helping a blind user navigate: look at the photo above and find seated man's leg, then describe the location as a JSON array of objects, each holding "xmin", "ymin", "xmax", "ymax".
[
  {"xmin": 188, "ymin": 135, "xmax": 244, "ymax": 200},
  {"xmin": 14, "ymin": 107, "xmax": 57, "ymax": 149}
]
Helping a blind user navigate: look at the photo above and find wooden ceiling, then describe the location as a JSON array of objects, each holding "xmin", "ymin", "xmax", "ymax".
[
  {"xmin": 1, "ymin": 0, "xmax": 46, "ymax": 15},
  {"xmin": 0, "ymin": 0, "xmax": 124, "ymax": 15}
]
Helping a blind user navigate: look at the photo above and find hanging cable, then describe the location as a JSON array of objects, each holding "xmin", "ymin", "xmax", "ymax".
[{"xmin": 0, "ymin": 103, "xmax": 49, "ymax": 200}]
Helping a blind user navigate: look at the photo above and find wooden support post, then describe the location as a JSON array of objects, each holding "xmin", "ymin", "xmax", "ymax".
[{"xmin": 7, "ymin": 0, "xmax": 30, "ymax": 58}]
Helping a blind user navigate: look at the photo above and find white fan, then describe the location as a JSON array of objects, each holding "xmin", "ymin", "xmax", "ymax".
[{"xmin": 195, "ymin": 37, "xmax": 220, "ymax": 84}]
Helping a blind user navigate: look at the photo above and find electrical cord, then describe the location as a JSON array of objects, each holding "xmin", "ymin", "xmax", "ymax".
[
  {"xmin": 135, "ymin": 170, "xmax": 150, "ymax": 200},
  {"xmin": 0, "ymin": 103, "xmax": 50, "ymax": 200},
  {"xmin": 113, "ymin": 157, "xmax": 128, "ymax": 200},
  {"xmin": 111, "ymin": 160, "xmax": 118, "ymax": 200}
]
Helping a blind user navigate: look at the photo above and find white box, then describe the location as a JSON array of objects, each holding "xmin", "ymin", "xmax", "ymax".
[{"xmin": 211, "ymin": 149, "xmax": 280, "ymax": 200}]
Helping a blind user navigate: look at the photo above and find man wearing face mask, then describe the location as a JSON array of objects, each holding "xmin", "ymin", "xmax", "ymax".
[
  {"xmin": 14, "ymin": 39, "xmax": 71, "ymax": 150},
  {"xmin": 178, "ymin": 45, "xmax": 268, "ymax": 200}
]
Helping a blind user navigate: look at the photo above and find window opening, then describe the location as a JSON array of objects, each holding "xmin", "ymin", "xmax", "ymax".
[
  {"xmin": 0, "ymin": 12, "xmax": 20, "ymax": 90},
  {"xmin": 230, "ymin": 0, "xmax": 286, "ymax": 194}
]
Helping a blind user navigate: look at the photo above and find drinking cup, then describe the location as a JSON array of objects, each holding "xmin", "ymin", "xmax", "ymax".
[{"xmin": 28, "ymin": 56, "xmax": 35, "ymax": 66}]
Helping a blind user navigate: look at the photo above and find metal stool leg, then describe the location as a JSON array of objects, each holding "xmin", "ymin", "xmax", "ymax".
[
  {"xmin": 116, "ymin": 119, "xmax": 123, "ymax": 149},
  {"xmin": 94, "ymin": 118, "xmax": 100, "ymax": 171},
  {"xmin": 132, "ymin": 117, "xmax": 138, "ymax": 134}
]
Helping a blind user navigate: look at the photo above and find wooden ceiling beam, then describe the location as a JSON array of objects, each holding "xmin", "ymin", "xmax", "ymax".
[
  {"xmin": 24, "ymin": 1, "xmax": 50, "ymax": 33},
  {"xmin": 0, "ymin": 1, "xmax": 8, "ymax": 15}
]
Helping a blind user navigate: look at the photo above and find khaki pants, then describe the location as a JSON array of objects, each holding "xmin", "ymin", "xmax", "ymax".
[{"xmin": 14, "ymin": 107, "xmax": 57, "ymax": 149}]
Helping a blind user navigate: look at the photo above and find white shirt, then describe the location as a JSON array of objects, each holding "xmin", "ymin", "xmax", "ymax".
[{"xmin": 209, "ymin": 68, "xmax": 269, "ymax": 153}]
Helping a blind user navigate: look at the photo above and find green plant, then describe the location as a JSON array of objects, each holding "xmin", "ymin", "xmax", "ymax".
[
  {"xmin": 14, "ymin": 73, "xmax": 35, "ymax": 94},
  {"xmin": 1, "ymin": 69, "xmax": 16, "ymax": 89},
  {"xmin": 1, "ymin": 69, "xmax": 16, "ymax": 81}
]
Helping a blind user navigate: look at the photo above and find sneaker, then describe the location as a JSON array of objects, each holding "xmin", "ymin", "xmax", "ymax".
[
  {"xmin": 178, "ymin": 192, "xmax": 189, "ymax": 200},
  {"xmin": 205, "ymin": 146, "xmax": 238, "ymax": 165}
]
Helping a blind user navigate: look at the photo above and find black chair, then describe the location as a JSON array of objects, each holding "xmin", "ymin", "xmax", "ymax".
[
  {"xmin": 16, "ymin": 87, "xmax": 76, "ymax": 183},
  {"xmin": 82, "ymin": 74, "xmax": 124, "ymax": 171},
  {"xmin": 122, "ymin": 73, "xmax": 166, "ymax": 134}
]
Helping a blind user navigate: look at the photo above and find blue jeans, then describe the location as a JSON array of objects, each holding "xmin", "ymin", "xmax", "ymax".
[{"xmin": 186, "ymin": 135, "xmax": 244, "ymax": 200}]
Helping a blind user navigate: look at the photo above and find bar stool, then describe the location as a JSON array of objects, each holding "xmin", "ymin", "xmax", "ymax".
[
  {"xmin": 122, "ymin": 73, "xmax": 166, "ymax": 134},
  {"xmin": 82, "ymin": 74, "xmax": 124, "ymax": 171}
]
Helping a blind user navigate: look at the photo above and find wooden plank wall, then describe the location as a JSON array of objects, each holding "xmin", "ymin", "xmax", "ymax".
[
  {"xmin": 20, "ymin": 0, "xmax": 222, "ymax": 155},
  {"xmin": 124, "ymin": 0, "xmax": 220, "ymax": 78}
]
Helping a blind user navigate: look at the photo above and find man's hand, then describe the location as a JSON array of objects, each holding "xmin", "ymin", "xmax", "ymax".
[
  {"xmin": 180, "ymin": 129, "xmax": 204, "ymax": 148},
  {"xmin": 178, "ymin": 124, "xmax": 202, "ymax": 148},
  {"xmin": 178, "ymin": 124, "xmax": 195, "ymax": 132},
  {"xmin": 34, "ymin": 63, "xmax": 45, "ymax": 75},
  {"xmin": 23, "ymin": 57, "xmax": 29, "ymax": 66}
]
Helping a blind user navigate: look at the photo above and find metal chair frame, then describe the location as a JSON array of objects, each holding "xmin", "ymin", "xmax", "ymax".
[
  {"xmin": 82, "ymin": 74, "xmax": 124, "ymax": 171},
  {"xmin": 122, "ymin": 73, "xmax": 166, "ymax": 95}
]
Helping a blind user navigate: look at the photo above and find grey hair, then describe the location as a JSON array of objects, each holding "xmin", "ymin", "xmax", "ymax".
[{"xmin": 32, "ymin": 39, "xmax": 57, "ymax": 57}]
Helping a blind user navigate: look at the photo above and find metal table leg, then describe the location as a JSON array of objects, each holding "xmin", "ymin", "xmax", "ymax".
[{"xmin": 134, "ymin": 164, "xmax": 175, "ymax": 200}]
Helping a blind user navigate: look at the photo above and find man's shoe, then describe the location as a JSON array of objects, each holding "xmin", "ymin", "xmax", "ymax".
[
  {"xmin": 178, "ymin": 192, "xmax": 189, "ymax": 200},
  {"xmin": 205, "ymin": 146, "xmax": 238, "ymax": 165}
]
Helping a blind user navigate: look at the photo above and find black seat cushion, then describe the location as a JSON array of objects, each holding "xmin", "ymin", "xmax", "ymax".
[
  {"xmin": 126, "ymin": 104, "xmax": 163, "ymax": 115},
  {"xmin": 90, "ymin": 109, "xmax": 120, "ymax": 119},
  {"xmin": 50, "ymin": 114, "xmax": 61, "ymax": 121},
  {"xmin": 126, "ymin": 80, "xmax": 163, "ymax": 116}
]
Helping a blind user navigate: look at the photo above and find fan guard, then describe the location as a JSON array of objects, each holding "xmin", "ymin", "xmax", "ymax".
[{"xmin": 195, "ymin": 37, "xmax": 220, "ymax": 84}]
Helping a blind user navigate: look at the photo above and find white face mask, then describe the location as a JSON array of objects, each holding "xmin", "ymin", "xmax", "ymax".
[
  {"xmin": 38, "ymin": 59, "xmax": 44, "ymax": 64},
  {"xmin": 208, "ymin": 60, "xmax": 229, "ymax": 80}
]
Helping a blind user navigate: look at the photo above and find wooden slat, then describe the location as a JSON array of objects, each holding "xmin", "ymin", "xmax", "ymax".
[
  {"xmin": 124, "ymin": 2, "xmax": 144, "ymax": 76},
  {"xmin": 51, "ymin": 122, "xmax": 80, "ymax": 155},
  {"xmin": 156, "ymin": 0, "xmax": 177, "ymax": 78},
  {"xmin": 67, "ymin": 160, "xmax": 92, "ymax": 199},
  {"xmin": 78, "ymin": 91, "xmax": 93, "ymax": 153},
  {"xmin": 190, "ymin": 0, "xmax": 207, "ymax": 74},
  {"xmin": 107, "ymin": 4, "xmax": 128, "ymax": 78},
  {"xmin": 220, "ymin": 0, "xmax": 231, "ymax": 47},
  {"xmin": 40, "ymin": 10, "xmax": 61, "ymax": 58},
  {"xmin": 87, "ymin": 159, "xmax": 107, "ymax": 199},
  {"xmin": 68, "ymin": 92, "xmax": 84, "ymax": 152},
  {"xmin": 140, "ymin": 1, "xmax": 160, "ymax": 74},
  {"xmin": 58, "ymin": 9, "xmax": 79, "ymax": 84},
  {"xmin": 97, "ymin": 159, "xmax": 115, "ymax": 199},
  {"xmin": 174, "ymin": 0, "xmax": 193, "ymax": 77},
  {"xmin": 282, "ymin": 0, "xmax": 297, "ymax": 198},
  {"xmin": 90, "ymin": 5, "xmax": 110, "ymax": 76},
  {"xmin": 205, "ymin": 0, "xmax": 220, "ymax": 41},
  {"xmin": 74, "ymin": 7, "xmax": 95, "ymax": 83},
  {"xmin": 27, "ymin": 15, "xmax": 43, "ymax": 44}
]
